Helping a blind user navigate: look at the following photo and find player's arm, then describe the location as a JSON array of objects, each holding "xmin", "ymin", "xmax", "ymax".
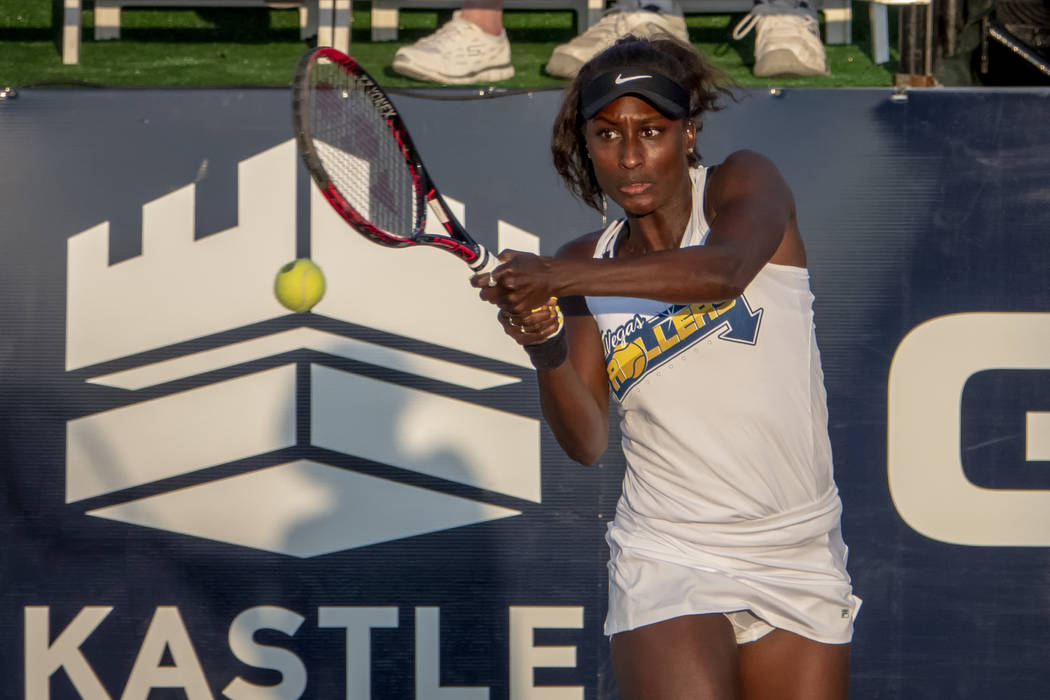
[
  {"xmin": 474, "ymin": 235, "xmax": 611, "ymax": 465},
  {"xmin": 493, "ymin": 151, "xmax": 801, "ymax": 314},
  {"xmin": 533, "ymin": 238, "xmax": 610, "ymax": 466}
]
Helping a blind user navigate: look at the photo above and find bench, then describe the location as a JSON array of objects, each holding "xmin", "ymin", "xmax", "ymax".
[
  {"xmin": 62, "ymin": 0, "xmax": 353, "ymax": 65},
  {"xmin": 62, "ymin": 0, "xmax": 859, "ymax": 67}
]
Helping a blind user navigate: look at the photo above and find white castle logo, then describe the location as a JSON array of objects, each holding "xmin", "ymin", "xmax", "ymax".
[{"xmin": 65, "ymin": 140, "xmax": 543, "ymax": 557}]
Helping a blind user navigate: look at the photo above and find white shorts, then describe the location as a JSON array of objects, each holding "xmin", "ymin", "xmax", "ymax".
[{"xmin": 604, "ymin": 525, "xmax": 861, "ymax": 644}]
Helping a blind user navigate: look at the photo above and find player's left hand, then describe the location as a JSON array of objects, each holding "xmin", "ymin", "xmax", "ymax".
[{"xmin": 494, "ymin": 299, "xmax": 561, "ymax": 346}]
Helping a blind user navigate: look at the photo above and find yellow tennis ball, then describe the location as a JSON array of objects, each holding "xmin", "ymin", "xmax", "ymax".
[{"xmin": 274, "ymin": 259, "xmax": 326, "ymax": 313}]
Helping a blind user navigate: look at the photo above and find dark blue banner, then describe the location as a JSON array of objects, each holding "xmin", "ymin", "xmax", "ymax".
[{"xmin": 1, "ymin": 86, "xmax": 1048, "ymax": 699}]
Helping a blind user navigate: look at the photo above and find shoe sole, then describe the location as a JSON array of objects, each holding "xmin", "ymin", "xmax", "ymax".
[
  {"xmin": 754, "ymin": 49, "xmax": 826, "ymax": 77},
  {"xmin": 392, "ymin": 60, "xmax": 515, "ymax": 85}
]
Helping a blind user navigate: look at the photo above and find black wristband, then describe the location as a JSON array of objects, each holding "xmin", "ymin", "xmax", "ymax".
[{"xmin": 523, "ymin": 325, "xmax": 568, "ymax": 370}]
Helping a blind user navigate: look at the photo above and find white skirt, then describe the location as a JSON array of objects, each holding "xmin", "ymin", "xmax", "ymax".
[{"xmin": 604, "ymin": 522, "xmax": 861, "ymax": 644}]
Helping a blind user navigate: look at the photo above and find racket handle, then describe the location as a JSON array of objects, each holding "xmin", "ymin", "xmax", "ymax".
[{"xmin": 469, "ymin": 245, "xmax": 499, "ymax": 276}]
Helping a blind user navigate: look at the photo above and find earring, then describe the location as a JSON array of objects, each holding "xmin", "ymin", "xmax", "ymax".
[{"xmin": 601, "ymin": 194, "xmax": 608, "ymax": 228}]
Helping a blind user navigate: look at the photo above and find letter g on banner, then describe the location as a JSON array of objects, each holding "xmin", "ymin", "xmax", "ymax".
[{"xmin": 888, "ymin": 312, "xmax": 1050, "ymax": 546}]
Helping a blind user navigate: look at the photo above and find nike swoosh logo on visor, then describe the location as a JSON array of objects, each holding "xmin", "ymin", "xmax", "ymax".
[{"xmin": 614, "ymin": 73, "xmax": 652, "ymax": 84}]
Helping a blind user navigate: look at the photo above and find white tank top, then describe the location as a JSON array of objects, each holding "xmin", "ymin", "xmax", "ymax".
[{"xmin": 587, "ymin": 166, "xmax": 842, "ymax": 554}]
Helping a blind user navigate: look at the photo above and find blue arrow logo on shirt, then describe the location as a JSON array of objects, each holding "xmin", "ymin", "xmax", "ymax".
[
  {"xmin": 715, "ymin": 295, "xmax": 763, "ymax": 344},
  {"xmin": 605, "ymin": 295, "xmax": 765, "ymax": 400}
]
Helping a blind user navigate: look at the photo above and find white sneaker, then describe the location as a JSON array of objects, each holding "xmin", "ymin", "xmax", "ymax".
[
  {"xmin": 392, "ymin": 11, "xmax": 515, "ymax": 84},
  {"xmin": 546, "ymin": 0, "xmax": 690, "ymax": 79},
  {"xmin": 732, "ymin": 0, "xmax": 827, "ymax": 77}
]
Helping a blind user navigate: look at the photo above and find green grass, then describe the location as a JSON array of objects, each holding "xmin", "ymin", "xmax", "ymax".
[{"xmin": 0, "ymin": 1, "xmax": 898, "ymax": 88}]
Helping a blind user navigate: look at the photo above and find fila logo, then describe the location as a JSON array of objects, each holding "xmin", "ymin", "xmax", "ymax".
[
  {"xmin": 65, "ymin": 140, "xmax": 544, "ymax": 557},
  {"xmin": 615, "ymin": 74, "xmax": 652, "ymax": 84},
  {"xmin": 887, "ymin": 312, "xmax": 1050, "ymax": 546}
]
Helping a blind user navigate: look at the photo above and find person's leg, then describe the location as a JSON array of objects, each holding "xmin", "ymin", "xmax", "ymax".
[
  {"xmin": 611, "ymin": 613, "xmax": 741, "ymax": 700},
  {"xmin": 738, "ymin": 628, "xmax": 850, "ymax": 700},
  {"xmin": 460, "ymin": 0, "xmax": 503, "ymax": 35}
]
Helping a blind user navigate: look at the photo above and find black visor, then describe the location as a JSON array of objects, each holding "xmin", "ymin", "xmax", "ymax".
[{"xmin": 580, "ymin": 69, "xmax": 690, "ymax": 120}]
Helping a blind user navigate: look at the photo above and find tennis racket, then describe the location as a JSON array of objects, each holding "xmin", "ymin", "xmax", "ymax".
[{"xmin": 292, "ymin": 47, "xmax": 495, "ymax": 275}]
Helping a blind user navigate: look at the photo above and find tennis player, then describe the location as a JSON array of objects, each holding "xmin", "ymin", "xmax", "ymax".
[{"xmin": 473, "ymin": 35, "xmax": 860, "ymax": 699}]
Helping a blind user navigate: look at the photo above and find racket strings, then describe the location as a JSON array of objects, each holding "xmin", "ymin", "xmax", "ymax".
[{"xmin": 309, "ymin": 60, "xmax": 421, "ymax": 237}]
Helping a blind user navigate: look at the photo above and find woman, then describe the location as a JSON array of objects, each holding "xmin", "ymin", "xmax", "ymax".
[{"xmin": 473, "ymin": 36, "xmax": 859, "ymax": 699}]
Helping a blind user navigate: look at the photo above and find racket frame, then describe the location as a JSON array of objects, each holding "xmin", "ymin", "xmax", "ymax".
[{"xmin": 292, "ymin": 47, "xmax": 494, "ymax": 273}]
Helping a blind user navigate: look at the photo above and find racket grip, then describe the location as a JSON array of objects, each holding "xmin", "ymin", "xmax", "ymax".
[{"xmin": 470, "ymin": 245, "xmax": 499, "ymax": 276}]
